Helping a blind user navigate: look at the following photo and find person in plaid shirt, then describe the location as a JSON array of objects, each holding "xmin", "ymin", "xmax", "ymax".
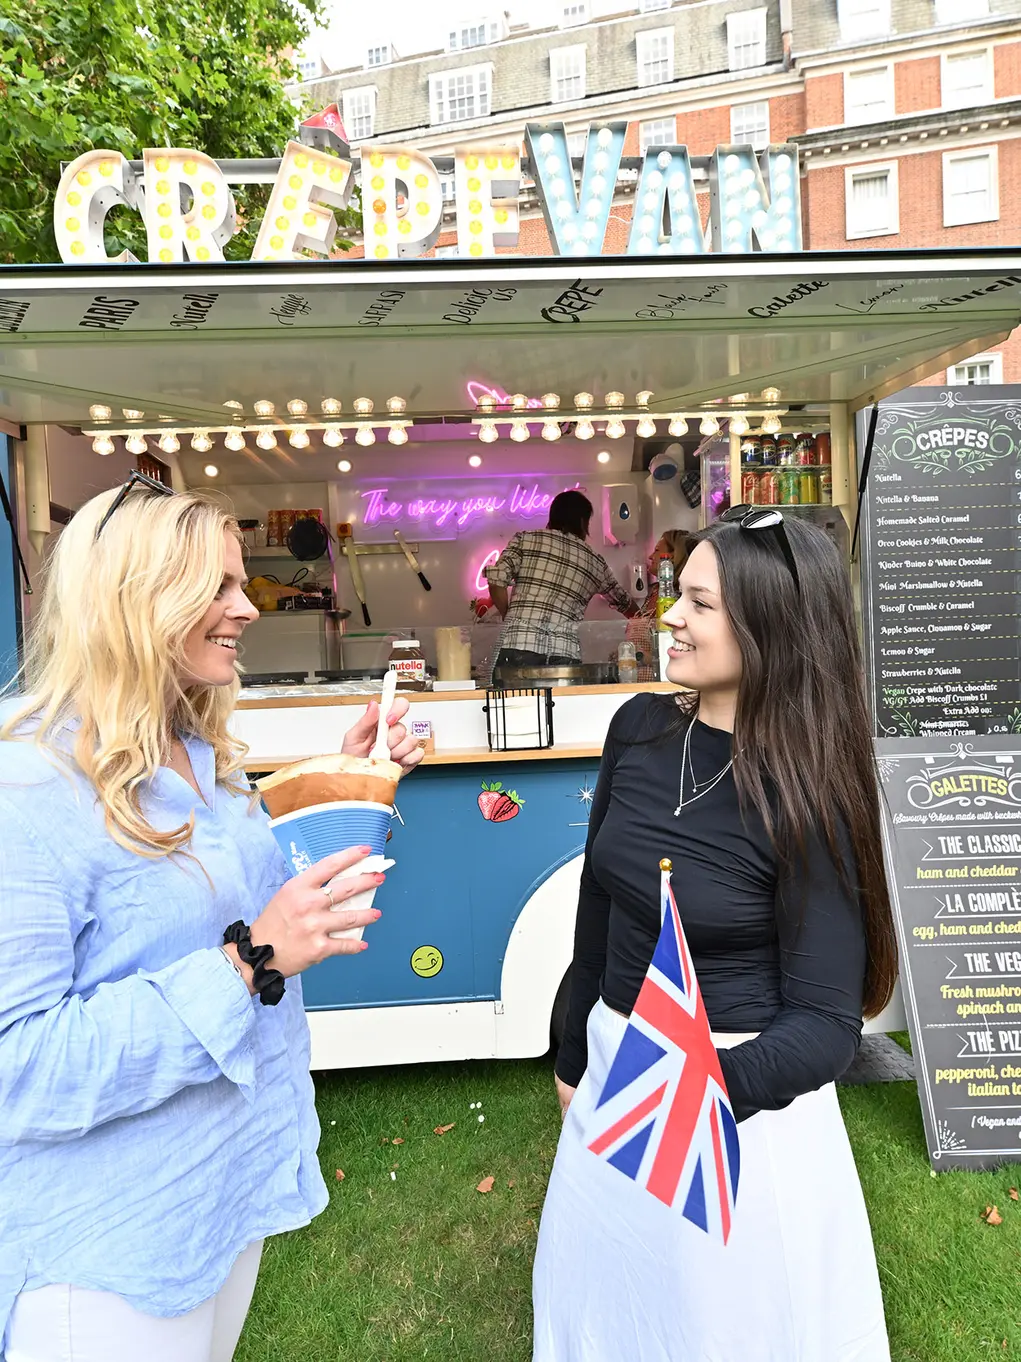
[{"xmin": 486, "ymin": 491, "xmax": 637, "ymax": 670}]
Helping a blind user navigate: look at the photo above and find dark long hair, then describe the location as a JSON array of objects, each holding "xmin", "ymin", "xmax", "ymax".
[
  {"xmin": 548, "ymin": 490, "xmax": 593, "ymax": 539},
  {"xmin": 683, "ymin": 517, "xmax": 896, "ymax": 1018}
]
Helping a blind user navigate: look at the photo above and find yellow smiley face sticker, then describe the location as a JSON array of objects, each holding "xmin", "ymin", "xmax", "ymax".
[{"xmin": 410, "ymin": 945, "xmax": 443, "ymax": 978}]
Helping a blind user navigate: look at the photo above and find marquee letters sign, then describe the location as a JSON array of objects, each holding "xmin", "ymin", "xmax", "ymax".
[{"xmin": 54, "ymin": 114, "xmax": 802, "ymax": 266}]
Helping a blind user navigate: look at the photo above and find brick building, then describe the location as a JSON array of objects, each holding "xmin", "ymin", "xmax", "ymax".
[{"xmin": 299, "ymin": 0, "xmax": 1021, "ymax": 381}]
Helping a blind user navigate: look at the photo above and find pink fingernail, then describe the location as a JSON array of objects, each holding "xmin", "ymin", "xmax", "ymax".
[
  {"xmin": 373, "ymin": 910, "xmax": 383, "ymax": 919},
  {"xmin": 374, "ymin": 873, "xmax": 386, "ymax": 884},
  {"xmin": 359, "ymin": 845, "xmax": 372, "ymax": 854},
  {"xmin": 359, "ymin": 941, "xmax": 369, "ymax": 951}
]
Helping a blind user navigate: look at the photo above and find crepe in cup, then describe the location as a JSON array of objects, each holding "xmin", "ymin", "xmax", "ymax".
[{"xmin": 256, "ymin": 752, "xmax": 402, "ymax": 817}]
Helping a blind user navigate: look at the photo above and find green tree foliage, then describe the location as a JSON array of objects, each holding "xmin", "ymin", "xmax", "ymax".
[{"xmin": 0, "ymin": 0, "xmax": 357, "ymax": 262}]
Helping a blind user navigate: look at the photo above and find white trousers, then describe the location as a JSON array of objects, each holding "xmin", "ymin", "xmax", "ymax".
[{"xmin": 6, "ymin": 1241, "xmax": 263, "ymax": 1362}]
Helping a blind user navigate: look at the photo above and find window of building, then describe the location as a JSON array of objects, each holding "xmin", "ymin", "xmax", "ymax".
[
  {"xmin": 935, "ymin": 0, "xmax": 989, "ymax": 23},
  {"xmin": 366, "ymin": 44, "xmax": 394, "ymax": 68},
  {"xmin": 640, "ymin": 0, "xmax": 671, "ymax": 10},
  {"xmin": 429, "ymin": 65, "xmax": 493, "ymax": 124},
  {"xmin": 637, "ymin": 28, "xmax": 675, "ymax": 86},
  {"xmin": 440, "ymin": 175, "xmax": 456, "ymax": 203},
  {"xmin": 726, "ymin": 9, "xmax": 767, "ymax": 71},
  {"xmin": 943, "ymin": 146, "xmax": 998, "ymax": 225},
  {"xmin": 844, "ymin": 65, "xmax": 894, "ymax": 124},
  {"xmin": 567, "ymin": 130, "xmax": 588, "ymax": 159},
  {"xmin": 447, "ymin": 18, "xmax": 503, "ymax": 50},
  {"xmin": 561, "ymin": 2, "xmax": 589, "ymax": 25},
  {"xmin": 941, "ymin": 48, "xmax": 993, "ymax": 109},
  {"xmin": 837, "ymin": 0, "xmax": 891, "ymax": 41},
  {"xmin": 295, "ymin": 56, "xmax": 320, "ymax": 82},
  {"xmin": 342, "ymin": 87, "xmax": 376, "ymax": 142},
  {"xmin": 730, "ymin": 100, "xmax": 770, "ymax": 149},
  {"xmin": 639, "ymin": 116, "xmax": 676, "ymax": 153},
  {"xmin": 948, "ymin": 351, "xmax": 1003, "ymax": 385},
  {"xmin": 435, "ymin": 244, "xmax": 459, "ymax": 258},
  {"xmin": 551, "ymin": 45, "xmax": 587, "ymax": 102},
  {"xmin": 844, "ymin": 163, "xmax": 899, "ymax": 238}
]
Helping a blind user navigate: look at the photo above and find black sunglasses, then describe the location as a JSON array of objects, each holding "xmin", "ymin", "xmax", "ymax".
[
  {"xmin": 719, "ymin": 504, "xmax": 801, "ymax": 592},
  {"xmin": 95, "ymin": 470, "xmax": 175, "ymax": 541}
]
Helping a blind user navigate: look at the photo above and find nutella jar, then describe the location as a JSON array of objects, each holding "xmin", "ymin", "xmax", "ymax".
[{"xmin": 390, "ymin": 638, "xmax": 428, "ymax": 691}]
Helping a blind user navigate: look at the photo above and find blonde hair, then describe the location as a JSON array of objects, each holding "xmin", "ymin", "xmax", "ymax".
[{"xmin": 1, "ymin": 485, "xmax": 250, "ymax": 858}]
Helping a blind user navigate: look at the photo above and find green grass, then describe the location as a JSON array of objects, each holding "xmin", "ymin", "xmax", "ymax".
[{"xmin": 236, "ymin": 1058, "xmax": 1021, "ymax": 1362}]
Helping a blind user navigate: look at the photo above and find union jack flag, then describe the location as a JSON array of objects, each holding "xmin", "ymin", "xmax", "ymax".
[{"xmin": 585, "ymin": 861, "xmax": 741, "ymax": 1244}]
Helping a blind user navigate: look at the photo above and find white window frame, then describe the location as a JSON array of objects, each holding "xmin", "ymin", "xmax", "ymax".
[
  {"xmin": 948, "ymin": 351, "xmax": 1003, "ymax": 385},
  {"xmin": 935, "ymin": 0, "xmax": 989, "ymax": 23},
  {"xmin": 566, "ymin": 130, "xmax": 588, "ymax": 160},
  {"xmin": 561, "ymin": 1, "xmax": 589, "ymax": 26},
  {"xmin": 550, "ymin": 44, "xmax": 587, "ymax": 103},
  {"xmin": 434, "ymin": 243, "xmax": 460, "ymax": 258},
  {"xmin": 640, "ymin": 0, "xmax": 671, "ymax": 10},
  {"xmin": 844, "ymin": 161, "xmax": 900, "ymax": 240},
  {"xmin": 843, "ymin": 64, "xmax": 894, "ymax": 125},
  {"xmin": 941, "ymin": 47, "xmax": 994, "ymax": 110},
  {"xmin": 428, "ymin": 64, "xmax": 493, "ymax": 125},
  {"xmin": 636, "ymin": 27, "xmax": 675, "ymax": 87},
  {"xmin": 342, "ymin": 86, "xmax": 377, "ymax": 143},
  {"xmin": 639, "ymin": 116, "xmax": 677, "ymax": 154},
  {"xmin": 730, "ymin": 100, "xmax": 770, "ymax": 149},
  {"xmin": 365, "ymin": 43, "xmax": 393, "ymax": 69},
  {"xmin": 837, "ymin": 0, "xmax": 891, "ymax": 41},
  {"xmin": 942, "ymin": 145, "xmax": 999, "ymax": 226},
  {"xmin": 447, "ymin": 18, "xmax": 502, "ymax": 51},
  {"xmin": 726, "ymin": 9, "xmax": 767, "ymax": 72}
]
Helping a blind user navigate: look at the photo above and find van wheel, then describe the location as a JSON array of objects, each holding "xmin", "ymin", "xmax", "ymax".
[{"xmin": 550, "ymin": 967, "xmax": 572, "ymax": 1050}]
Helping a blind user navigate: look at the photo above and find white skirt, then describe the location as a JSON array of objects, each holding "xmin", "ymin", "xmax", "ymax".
[{"xmin": 533, "ymin": 1000, "xmax": 890, "ymax": 1362}]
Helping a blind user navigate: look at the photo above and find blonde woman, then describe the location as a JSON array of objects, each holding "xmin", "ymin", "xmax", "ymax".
[{"xmin": 0, "ymin": 474, "xmax": 422, "ymax": 1362}]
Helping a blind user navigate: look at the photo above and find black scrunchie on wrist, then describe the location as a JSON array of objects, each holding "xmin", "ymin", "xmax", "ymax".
[{"xmin": 222, "ymin": 921, "xmax": 286, "ymax": 1006}]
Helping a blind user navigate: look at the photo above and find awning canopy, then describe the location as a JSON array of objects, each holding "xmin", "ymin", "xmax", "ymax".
[{"xmin": 1, "ymin": 248, "xmax": 1019, "ymax": 428}]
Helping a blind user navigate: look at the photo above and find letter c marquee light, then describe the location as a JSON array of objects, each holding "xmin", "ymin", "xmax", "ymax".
[{"xmin": 53, "ymin": 150, "xmax": 140, "ymax": 263}]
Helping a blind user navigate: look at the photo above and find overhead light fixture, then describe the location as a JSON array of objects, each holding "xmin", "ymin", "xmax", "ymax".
[
  {"xmin": 287, "ymin": 398, "xmax": 308, "ymax": 417},
  {"xmin": 761, "ymin": 414, "xmax": 782, "ymax": 435},
  {"xmin": 89, "ymin": 404, "xmax": 112, "ymax": 422},
  {"xmin": 386, "ymin": 395, "xmax": 407, "ymax": 415},
  {"xmin": 288, "ymin": 428, "xmax": 310, "ymax": 449},
  {"xmin": 223, "ymin": 399, "xmax": 244, "ymax": 413},
  {"xmin": 729, "ymin": 414, "xmax": 750, "ymax": 437},
  {"xmin": 320, "ymin": 397, "xmax": 342, "ymax": 416},
  {"xmin": 224, "ymin": 430, "xmax": 246, "ymax": 451},
  {"xmin": 574, "ymin": 392, "xmax": 594, "ymax": 409},
  {"xmin": 92, "ymin": 435, "xmax": 115, "ymax": 456},
  {"xmin": 510, "ymin": 393, "xmax": 529, "ymax": 411},
  {"xmin": 636, "ymin": 390, "xmax": 654, "ymax": 408},
  {"xmin": 478, "ymin": 421, "xmax": 499, "ymax": 444},
  {"xmin": 355, "ymin": 425, "xmax": 375, "ymax": 446},
  {"xmin": 541, "ymin": 419, "xmax": 562, "ymax": 442},
  {"xmin": 596, "ymin": 450, "xmax": 611, "ymax": 464},
  {"xmin": 124, "ymin": 433, "xmax": 147, "ymax": 455},
  {"xmin": 256, "ymin": 429, "xmax": 276, "ymax": 450},
  {"xmin": 122, "ymin": 408, "xmax": 144, "ymax": 420},
  {"xmin": 761, "ymin": 386, "xmax": 781, "ymax": 403},
  {"xmin": 158, "ymin": 432, "xmax": 181, "ymax": 455},
  {"xmin": 699, "ymin": 415, "xmax": 720, "ymax": 437},
  {"xmin": 468, "ymin": 454, "xmax": 483, "ymax": 467},
  {"xmin": 254, "ymin": 399, "xmax": 275, "ymax": 417},
  {"xmin": 323, "ymin": 426, "xmax": 344, "ymax": 447},
  {"xmin": 204, "ymin": 464, "xmax": 219, "ymax": 478},
  {"xmin": 475, "ymin": 392, "xmax": 496, "ymax": 413},
  {"xmin": 510, "ymin": 419, "xmax": 529, "ymax": 442},
  {"xmin": 337, "ymin": 459, "xmax": 352, "ymax": 473},
  {"xmin": 541, "ymin": 392, "xmax": 560, "ymax": 410},
  {"xmin": 388, "ymin": 424, "xmax": 408, "ymax": 445},
  {"xmin": 575, "ymin": 418, "xmax": 595, "ymax": 440},
  {"xmin": 191, "ymin": 431, "xmax": 212, "ymax": 453},
  {"xmin": 668, "ymin": 417, "xmax": 688, "ymax": 437},
  {"xmin": 353, "ymin": 396, "xmax": 374, "ymax": 415},
  {"xmin": 605, "ymin": 391, "xmax": 625, "ymax": 409},
  {"xmin": 605, "ymin": 417, "xmax": 626, "ymax": 439},
  {"xmin": 636, "ymin": 416, "xmax": 656, "ymax": 439}
]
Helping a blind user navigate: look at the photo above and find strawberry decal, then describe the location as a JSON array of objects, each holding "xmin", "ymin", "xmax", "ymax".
[{"xmin": 477, "ymin": 780, "xmax": 524, "ymax": 823}]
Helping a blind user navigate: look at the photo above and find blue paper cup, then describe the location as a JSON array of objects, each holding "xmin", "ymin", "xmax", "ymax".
[{"xmin": 269, "ymin": 799, "xmax": 392, "ymax": 878}]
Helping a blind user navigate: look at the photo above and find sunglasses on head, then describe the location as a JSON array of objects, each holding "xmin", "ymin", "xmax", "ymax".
[
  {"xmin": 719, "ymin": 504, "xmax": 801, "ymax": 592},
  {"xmin": 94, "ymin": 470, "xmax": 175, "ymax": 541}
]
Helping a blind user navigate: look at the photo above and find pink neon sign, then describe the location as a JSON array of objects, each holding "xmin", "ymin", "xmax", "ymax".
[
  {"xmin": 474, "ymin": 549, "xmax": 500, "ymax": 592},
  {"xmin": 362, "ymin": 482, "xmax": 559, "ymax": 531},
  {"xmin": 465, "ymin": 380, "xmax": 542, "ymax": 411}
]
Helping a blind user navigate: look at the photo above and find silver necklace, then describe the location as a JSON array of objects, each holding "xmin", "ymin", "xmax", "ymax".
[{"xmin": 673, "ymin": 717, "xmax": 733, "ymax": 817}]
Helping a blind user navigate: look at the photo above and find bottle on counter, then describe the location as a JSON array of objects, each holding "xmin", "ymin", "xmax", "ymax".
[
  {"xmin": 657, "ymin": 555, "xmax": 675, "ymax": 597},
  {"xmin": 390, "ymin": 639, "xmax": 429, "ymax": 691},
  {"xmin": 617, "ymin": 640, "xmax": 638, "ymax": 686}
]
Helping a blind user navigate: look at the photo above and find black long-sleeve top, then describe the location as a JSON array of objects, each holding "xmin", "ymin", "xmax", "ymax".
[{"xmin": 555, "ymin": 694, "xmax": 867, "ymax": 1122}]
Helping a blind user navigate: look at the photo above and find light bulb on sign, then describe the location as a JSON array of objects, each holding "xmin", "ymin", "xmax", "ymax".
[
  {"xmin": 323, "ymin": 426, "xmax": 344, "ymax": 447},
  {"xmin": 89, "ymin": 404, "xmax": 112, "ymax": 422},
  {"xmin": 574, "ymin": 392, "xmax": 594, "ymax": 409},
  {"xmin": 761, "ymin": 414, "xmax": 782, "ymax": 436},
  {"xmin": 510, "ymin": 420, "xmax": 529, "ymax": 442},
  {"xmin": 320, "ymin": 397, "xmax": 342, "ymax": 416},
  {"xmin": 353, "ymin": 397, "xmax": 374, "ymax": 415},
  {"xmin": 254, "ymin": 399, "xmax": 276, "ymax": 417},
  {"xmin": 256, "ymin": 429, "xmax": 276, "ymax": 450},
  {"xmin": 125, "ymin": 433, "xmax": 148, "ymax": 455},
  {"xmin": 251, "ymin": 141, "xmax": 353, "ymax": 262},
  {"xmin": 605, "ymin": 391, "xmax": 625, "ymax": 409},
  {"xmin": 191, "ymin": 432, "xmax": 212, "ymax": 453},
  {"xmin": 668, "ymin": 417, "xmax": 688, "ymax": 437},
  {"xmin": 541, "ymin": 392, "xmax": 560, "ymax": 410},
  {"xmin": 337, "ymin": 459, "xmax": 352, "ymax": 473},
  {"xmin": 159, "ymin": 432, "xmax": 180, "ymax": 455},
  {"xmin": 122, "ymin": 408, "xmax": 144, "ymax": 420},
  {"xmin": 204, "ymin": 464, "xmax": 219, "ymax": 478},
  {"xmin": 288, "ymin": 428, "xmax": 310, "ymax": 449},
  {"xmin": 224, "ymin": 429, "xmax": 246, "ymax": 451},
  {"xmin": 729, "ymin": 415, "xmax": 750, "ymax": 437},
  {"xmin": 761, "ymin": 387, "xmax": 781, "ymax": 403},
  {"xmin": 636, "ymin": 416, "xmax": 656, "ymax": 438},
  {"xmin": 606, "ymin": 418, "xmax": 626, "ymax": 439},
  {"xmin": 388, "ymin": 424, "xmax": 408, "ymax": 445},
  {"xmin": 574, "ymin": 418, "xmax": 595, "ymax": 440},
  {"xmin": 636, "ymin": 390, "xmax": 654, "ymax": 408},
  {"xmin": 541, "ymin": 420, "xmax": 562, "ymax": 442},
  {"xmin": 355, "ymin": 426, "xmax": 376, "ymax": 446},
  {"xmin": 596, "ymin": 450, "xmax": 611, "ymax": 464},
  {"xmin": 478, "ymin": 421, "xmax": 499, "ymax": 444},
  {"xmin": 468, "ymin": 454, "xmax": 483, "ymax": 468},
  {"xmin": 287, "ymin": 398, "xmax": 308, "ymax": 417},
  {"xmin": 699, "ymin": 415, "xmax": 719, "ymax": 437},
  {"xmin": 386, "ymin": 395, "xmax": 407, "ymax": 415},
  {"xmin": 93, "ymin": 435, "xmax": 115, "ymax": 456},
  {"xmin": 511, "ymin": 393, "xmax": 529, "ymax": 411}
]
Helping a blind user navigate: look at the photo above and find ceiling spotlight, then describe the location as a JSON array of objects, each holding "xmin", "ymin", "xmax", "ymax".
[
  {"xmin": 191, "ymin": 431, "xmax": 212, "ymax": 453},
  {"xmin": 596, "ymin": 450, "xmax": 611, "ymax": 464},
  {"xmin": 288, "ymin": 428, "xmax": 310, "ymax": 449},
  {"xmin": 575, "ymin": 418, "xmax": 595, "ymax": 440},
  {"xmin": 606, "ymin": 417, "xmax": 626, "ymax": 439},
  {"xmin": 699, "ymin": 415, "xmax": 720, "ymax": 437},
  {"xmin": 605, "ymin": 391, "xmax": 625, "ymax": 409},
  {"xmin": 729, "ymin": 414, "xmax": 750, "ymax": 437},
  {"xmin": 254, "ymin": 399, "xmax": 275, "ymax": 417},
  {"xmin": 761, "ymin": 386, "xmax": 781, "ymax": 403},
  {"xmin": 92, "ymin": 435, "xmax": 115, "ymax": 456},
  {"xmin": 320, "ymin": 397, "xmax": 342, "ymax": 416},
  {"xmin": 89, "ymin": 404, "xmax": 112, "ymax": 422},
  {"xmin": 388, "ymin": 424, "xmax": 408, "ymax": 445},
  {"xmin": 386, "ymin": 395, "xmax": 407, "ymax": 415},
  {"xmin": 636, "ymin": 416, "xmax": 656, "ymax": 438},
  {"xmin": 204, "ymin": 464, "xmax": 219, "ymax": 478},
  {"xmin": 574, "ymin": 392, "xmax": 594, "ymax": 409},
  {"xmin": 323, "ymin": 426, "xmax": 344, "ymax": 448},
  {"xmin": 256, "ymin": 429, "xmax": 276, "ymax": 450},
  {"xmin": 122, "ymin": 408, "xmax": 144, "ymax": 420},
  {"xmin": 337, "ymin": 459, "xmax": 352, "ymax": 473},
  {"xmin": 158, "ymin": 432, "xmax": 181, "ymax": 455},
  {"xmin": 353, "ymin": 396, "xmax": 374, "ymax": 415},
  {"xmin": 761, "ymin": 414, "xmax": 782, "ymax": 435},
  {"xmin": 125, "ymin": 433, "xmax": 147, "ymax": 455},
  {"xmin": 541, "ymin": 392, "xmax": 560, "ymax": 410},
  {"xmin": 468, "ymin": 454, "xmax": 483, "ymax": 467},
  {"xmin": 510, "ymin": 419, "xmax": 529, "ymax": 442},
  {"xmin": 355, "ymin": 425, "xmax": 376, "ymax": 446},
  {"xmin": 287, "ymin": 398, "xmax": 308, "ymax": 417},
  {"xmin": 510, "ymin": 393, "xmax": 529, "ymax": 411},
  {"xmin": 636, "ymin": 390, "xmax": 654, "ymax": 408},
  {"xmin": 541, "ymin": 419, "xmax": 562, "ymax": 442},
  {"xmin": 224, "ymin": 429, "xmax": 246, "ymax": 451},
  {"xmin": 668, "ymin": 417, "xmax": 689, "ymax": 437}
]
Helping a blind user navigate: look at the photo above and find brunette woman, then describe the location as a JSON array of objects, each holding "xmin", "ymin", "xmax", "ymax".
[
  {"xmin": 533, "ymin": 507, "xmax": 896, "ymax": 1361},
  {"xmin": 0, "ymin": 476, "xmax": 421, "ymax": 1362}
]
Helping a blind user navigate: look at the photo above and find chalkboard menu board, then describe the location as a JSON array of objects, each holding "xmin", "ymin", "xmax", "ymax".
[
  {"xmin": 878, "ymin": 735, "xmax": 1021, "ymax": 1171},
  {"xmin": 859, "ymin": 388, "xmax": 1021, "ymax": 738}
]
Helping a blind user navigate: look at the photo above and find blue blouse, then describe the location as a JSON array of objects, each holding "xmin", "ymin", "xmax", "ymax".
[{"xmin": 0, "ymin": 717, "xmax": 328, "ymax": 1356}]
